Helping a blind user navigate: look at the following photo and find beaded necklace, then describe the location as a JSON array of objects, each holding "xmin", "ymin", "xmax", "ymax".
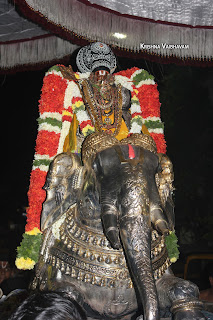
[{"xmin": 82, "ymin": 78, "xmax": 123, "ymax": 136}]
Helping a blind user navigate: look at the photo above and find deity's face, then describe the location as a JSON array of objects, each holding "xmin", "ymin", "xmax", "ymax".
[
  {"xmin": 91, "ymin": 69, "xmax": 115, "ymax": 87},
  {"xmin": 94, "ymin": 69, "xmax": 109, "ymax": 82}
]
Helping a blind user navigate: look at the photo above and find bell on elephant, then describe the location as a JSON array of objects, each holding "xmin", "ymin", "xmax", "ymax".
[{"xmin": 16, "ymin": 42, "xmax": 206, "ymax": 320}]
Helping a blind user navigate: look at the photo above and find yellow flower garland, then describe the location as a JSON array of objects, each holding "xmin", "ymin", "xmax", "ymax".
[
  {"xmin": 26, "ymin": 227, "xmax": 42, "ymax": 236},
  {"xmin": 15, "ymin": 257, "xmax": 36, "ymax": 270}
]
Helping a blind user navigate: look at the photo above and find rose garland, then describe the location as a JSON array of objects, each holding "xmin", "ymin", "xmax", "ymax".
[{"xmin": 16, "ymin": 65, "xmax": 167, "ymax": 270}]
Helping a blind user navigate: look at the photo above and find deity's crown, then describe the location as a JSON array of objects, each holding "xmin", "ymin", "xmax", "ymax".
[{"xmin": 76, "ymin": 42, "xmax": 117, "ymax": 74}]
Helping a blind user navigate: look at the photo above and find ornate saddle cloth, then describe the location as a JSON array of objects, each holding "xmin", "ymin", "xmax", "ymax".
[{"xmin": 42, "ymin": 205, "xmax": 171, "ymax": 288}]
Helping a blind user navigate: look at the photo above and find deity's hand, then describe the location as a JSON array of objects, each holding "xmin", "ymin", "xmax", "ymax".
[{"xmin": 150, "ymin": 204, "xmax": 170, "ymax": 236}]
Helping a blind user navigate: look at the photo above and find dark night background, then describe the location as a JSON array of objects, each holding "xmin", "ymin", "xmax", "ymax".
[{"xmin": 0, "ymin": 53, "xmax": 213, "ymax": 270}]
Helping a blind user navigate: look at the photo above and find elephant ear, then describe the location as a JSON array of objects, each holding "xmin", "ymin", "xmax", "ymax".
[
  {"xmin": 156, "ymin": 154, "xmax": 175, "ymax": 230},
  {"xmin": 41, "ymin": 152, "xmax": 83, "ymax": 231}
]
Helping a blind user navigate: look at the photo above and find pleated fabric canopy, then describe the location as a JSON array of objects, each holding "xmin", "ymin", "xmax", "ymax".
[{"xmin": 0, "ymin": 0, "xmax": 213, "ymax": 71}]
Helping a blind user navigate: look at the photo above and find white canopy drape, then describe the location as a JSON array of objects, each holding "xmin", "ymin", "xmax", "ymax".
[{"xmin": 0, "ymin": 0, "xmax": 212, "ymax": 71}]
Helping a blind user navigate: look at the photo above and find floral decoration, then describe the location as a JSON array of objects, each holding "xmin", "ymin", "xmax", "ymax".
[
  {"xmin": 15, "ymin": 227, "xmax": 43, "ymax": 270},
  {"xmin": 115, "ymin": 68, "xmax": 166, "ymax": 153},
  {"xmin": 15, "ymin": 257, "xmax": 36, "ymax": 270}
]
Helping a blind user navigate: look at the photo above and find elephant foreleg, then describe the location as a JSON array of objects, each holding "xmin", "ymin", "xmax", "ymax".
[{"xmin": 156, "ymin": 271, "xmax": 205, "ymax": 320}]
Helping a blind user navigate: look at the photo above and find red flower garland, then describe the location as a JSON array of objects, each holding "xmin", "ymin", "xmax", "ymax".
[
  {"xmin": 116, "ymin": 67, "xmax": 139, "ymax": 78},
  {"xmin": 25, "ymin": 70, "xmax": 68, "ymax": 232},
  {"xmin": 26, "ymin": 169, "xmax": 47, "ymax": 231},
  {"xmin": 71, "ymin": 96, "xmax": 84, "ymax": 104},
  {"xmin": 35, "ymin": 131, "xmax": 60, "ymax": 157},
  {"xmin": 115, "ymin": 68, "xmax": 166, "ymax": 153},
  {"xmin": 39, "ymin": 73, "xmax": 68, "ymax": 114},
  {"xmin": 79, "ymin": 120, "xmax": 93, "ymax": 131},
  {"xmin": 131, "ymin": 112, "xmax": 143, "ymax": 118},
  {"xmin": 150, "ymin": 133, "xmax": 167, "ymax": 154},
  {"xmin": 137, "ymin": 84, "xmax": 161, "ymax": 118}
]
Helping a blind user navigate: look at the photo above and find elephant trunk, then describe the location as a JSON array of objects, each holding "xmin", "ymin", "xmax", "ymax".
[
  {"xmin": 119, "ymin": 165, "xmax": 160, "ymax": 320},
  {"xmin": 120, "ymin": 213, "xmax": 159, "ymax": 320}
]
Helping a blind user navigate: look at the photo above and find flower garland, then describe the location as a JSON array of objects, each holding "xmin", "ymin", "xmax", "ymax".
[
  {"xmin": 115, "ymin": 67, "xmax": 166, "ymax": 154},
  {"xmin": 27, "ymin": 66, "xmax": 68, "ymax": 232},
  {"xmin": 15, "ymin": 227, "xmax": 42, "ymax": 270},
  {"xmin": 71, "ymin": 96, "xmax": 95, "ymax": 136},
  {"xmin": 16, "ymin": 66, "xmax": 69, "ymax": 270},
  {"xmin": 130, "ymin": 89, "xmax": 143, "ymax": 134},
  {"xmin": 16, "ymin": 65, "xmax": 167, "ymax": 270}
]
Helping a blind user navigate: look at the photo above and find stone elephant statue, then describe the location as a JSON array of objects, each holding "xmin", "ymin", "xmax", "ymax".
[{"xmin": 32, "ymin": 133, "xmax": 204, "ymax": 320}]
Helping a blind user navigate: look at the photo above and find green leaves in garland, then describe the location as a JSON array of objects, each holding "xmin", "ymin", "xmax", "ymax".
[
  {"xmin": 165, "ymin": 231, "xmax": 180, "ymax": 263},
  {"xmin": 17, "ymin": 232, "xmax": 43, "ymax": 263},
  {"xmin": 132, "ymin": 70, "xmax": 154, "ymax": 86}
]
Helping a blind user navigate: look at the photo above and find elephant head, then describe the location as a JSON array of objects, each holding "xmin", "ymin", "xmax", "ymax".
[{"xmin": 81, "ymin": 133, "xmax": 174, "ymax": 320}]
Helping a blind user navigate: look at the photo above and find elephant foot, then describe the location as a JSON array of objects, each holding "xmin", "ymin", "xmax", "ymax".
[
  {"xmin": 172, "ymin": 309, "xmax": 206, "ymax": 320},
  {"xmin": 171, "ymin": 299, "xmax": 205, "ymax": 320}
]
